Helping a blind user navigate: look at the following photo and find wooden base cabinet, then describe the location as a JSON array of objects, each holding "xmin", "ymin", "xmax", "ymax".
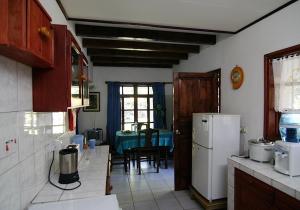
[
  {"xmin": 235, "ymin": 169, "xmax": 300, "ymax": 210},
  {"xmin": 0, "ymin": 0, "xmax": 53, "ymax": 68},
  {"xmin": 33, "ymin": 24, "xmax": 89, "ymax": 112}
]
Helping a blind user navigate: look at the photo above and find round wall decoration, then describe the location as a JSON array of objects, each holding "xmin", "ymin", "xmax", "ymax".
[{"xmin": 231, "ymin": 65, "xmax": 244, "ymax": 89}]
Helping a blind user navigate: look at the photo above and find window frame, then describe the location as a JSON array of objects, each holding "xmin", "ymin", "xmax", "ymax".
[
  {"xmin": 264, "ymin": 44, "xmax": 300, "ymax": 140},
  {"xmin": 120, "ymin": 84, "xmax": 154, "ymax": 130}
]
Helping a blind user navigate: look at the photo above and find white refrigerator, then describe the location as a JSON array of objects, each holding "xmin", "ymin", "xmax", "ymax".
[{"xmin": 192, "ymin": 113, "xmax": 240, "ymax": 201}]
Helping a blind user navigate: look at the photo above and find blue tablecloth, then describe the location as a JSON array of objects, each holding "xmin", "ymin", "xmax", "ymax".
[{"xmin": 115, "ymin": 130, "xmax": 173, "ymax": 154}]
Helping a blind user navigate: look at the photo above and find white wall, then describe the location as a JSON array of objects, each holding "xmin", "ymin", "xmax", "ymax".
[
  {"xmin": 0, "ymin": 1, "xmax": 86, "ymax": 210},
  {"xmin": 78, "ymin": 67, "xmax": 173, "ymax": 139},
  {"xmin": 174, "ymin": 1, "xmax": 300, "ymax": 153}
]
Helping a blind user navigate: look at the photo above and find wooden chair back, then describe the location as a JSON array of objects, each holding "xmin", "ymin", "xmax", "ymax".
[{"xmin": 138, "ymin": 129, "xmax": 159, "ymax": 148}]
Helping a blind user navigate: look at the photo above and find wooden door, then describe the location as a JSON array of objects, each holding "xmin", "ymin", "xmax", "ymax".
[{"xmin": 173, "ymin": 70, "xmax": 220, "ymax": 190}]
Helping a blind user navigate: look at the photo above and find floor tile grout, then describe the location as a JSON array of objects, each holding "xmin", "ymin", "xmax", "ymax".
[{"xmin": 112, "ymin": 160, "xmax": 202, "ymax": 210}]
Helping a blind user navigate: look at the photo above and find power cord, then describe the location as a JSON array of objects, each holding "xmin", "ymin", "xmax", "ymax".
[{"xmin": 48, "ymin": 151, "xmax": 81, "ymax": 191}]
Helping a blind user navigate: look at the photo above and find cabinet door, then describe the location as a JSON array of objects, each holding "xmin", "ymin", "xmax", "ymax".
[
  {"xmin": 70, "ymin": 42, "xmax": 82, "ymax": 107},
  {"xmin": 275, "ymin": 189, "xmax": 300, "ymax": 210},
  {"xmin": 81, "ymin": 55, "xmax": 90, "ymax": 106},
  {"xmin": 0, "ymin": 0, "xmax": 26, "ymax": 47},
  {"xmin": 27, "ymin": 0, "xmax": 53, "ymax": 64},
  {"xmin": 235, "ymin": 169, "xmax": 275, "ymax": 210},
  {"xmin": 0, "ymin": 0, "xmax": 8, "ymax": 44}
]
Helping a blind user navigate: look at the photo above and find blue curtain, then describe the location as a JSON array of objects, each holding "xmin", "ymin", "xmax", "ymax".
[
  {"xmin": 106, "ymin": 82, "xmax": 121, "ymax": 147},
  {"xmin": 152, "ymin": 83, "xmax": 166, "ymax": 129}
]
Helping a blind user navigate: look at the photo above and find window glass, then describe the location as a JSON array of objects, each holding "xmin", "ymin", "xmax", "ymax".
[
  {"xmin": 138, "ymin": 110, "xmax": 148, "ymax": 122},
  {"xmin": 124, "ymin": 111, "xmax": 134, "ymax": 122},
  {"xmin": 124, "ymin": 123, "xmax": 132, "ymax": 131},
  {"xmin": 138, "ymin": 86, "xmax": 148, "ymax": 94},
  {"xmin": 138, "ymin": 97, "xmax": 147, "ymax": 109},
  {"xmin": 150, "ymin": 110, "xmax": 154, "ymax": 122},
  {"xmin": 149, "ymin": 87, "xmax": 153, "ymax": 94},
  {"xmin": 150, "ymin": 123, "xmax": 154, "ymax": 128},
  {"xmin": 150, "ymin": 98, "xmax": 153, "ymax": 109},
  {"xmin": 120, "ymin": 85, "xmax": 155, "ymax": 130},
  {"xmin": 124, "ymin": 97, "xmax": 134, "ymax": 109},
  {"xmin": 123, "ymin": 86, "xmax": 134, "ymax": 95}
]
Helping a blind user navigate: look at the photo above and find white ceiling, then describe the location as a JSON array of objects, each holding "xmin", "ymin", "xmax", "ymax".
[{"xmin": 60, "ymin": 0, "xmax": 291, "ymax": 32}]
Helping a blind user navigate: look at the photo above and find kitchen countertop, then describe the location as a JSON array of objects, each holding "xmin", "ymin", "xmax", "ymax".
[
  {"xmin": 228, "ymin": 156, "xmax": 300, "ymax": 200},
  {"xmin": 31, "ymin": 145, "xmax": 110, "ymax": 203}
]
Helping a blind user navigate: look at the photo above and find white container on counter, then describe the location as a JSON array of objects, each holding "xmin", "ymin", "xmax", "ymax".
[{"xmin": 248, "ymin": 139, "xmax": 274, "ymax": 162}]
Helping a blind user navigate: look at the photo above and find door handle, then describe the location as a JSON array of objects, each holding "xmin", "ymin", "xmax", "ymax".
[{"xmin": 175, "ymin": 130, "xmax": 181, "ymax": 135}]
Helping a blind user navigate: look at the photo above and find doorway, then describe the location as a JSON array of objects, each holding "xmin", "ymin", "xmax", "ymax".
[{"xmin": 173, "ymin": 69, "xmax": 221, "ymax": 190}]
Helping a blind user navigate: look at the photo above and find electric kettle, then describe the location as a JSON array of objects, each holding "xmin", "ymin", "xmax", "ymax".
[{"xmin": 58, "ymin": 148, "xmax": 79, "ymax": 184}]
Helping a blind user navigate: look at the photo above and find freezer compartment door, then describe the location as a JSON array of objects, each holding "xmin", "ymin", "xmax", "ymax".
[
  {"xmin": 191, "ymin": 144, "xmax": 212, "ymax": 201},
  {"xmin": 193, "ymin": 114, "xmax": 213, "ymax": 148}
]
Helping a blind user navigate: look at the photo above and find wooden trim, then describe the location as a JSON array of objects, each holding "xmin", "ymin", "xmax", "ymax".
[
  {"xmin": 93, "ymin": 63, "xmax": 173, "ymax": 68},
  {"xmin": 208, "ymin": 69, "xmax": 221, "ymax": 113},
  {"xmin": 33, "ymin": 0, "xmax": 52, "ymax": 21},
  {"xmin": 106, "ymin": 81, "xmax": 173, "ymax": 85},
  {"xmin": 56, "ymin": 0, "xmax": 69, "ymax": 19},
  {"xmin": 75, "ymin": 24, "xmax": 216, "ymax": 45},
  {"xmin": 265, "ymin": 44, "xmax": 300, "ymax": 58},
  {"xmin": 83, "ymin": 39, "xmax": 200, "ymax": 53},
  {"xmin": 69, "ymin": 17, "xmax": 235, "ymax": 34},
  {"xmin": 91, "ymin": 57, "xmax": 179, "ymax": 65},
  {"xmin": 264, "ymin": 44, "xmax": 300, "ymax": 140},
  {"xmin": 87, "ymin": 49, "xmax": 188, "ymax": 60},
  {"xmin": 190, "ymin": 186, "xmax": 227, "ymax": 210},
  {"xmin": 55, "ymin": 0, "xmax": 298, "ymax": 35},
  {"xmin": 236, "ymin": 0, "xmax": 298, "ymax": 33}
]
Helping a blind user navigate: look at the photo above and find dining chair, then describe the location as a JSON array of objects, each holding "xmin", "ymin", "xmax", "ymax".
[
  {"xmin": 158, "ymin": 145, "xmax": 170, "ymax": 169},
  {"xmin": 134, "ymin": 128, "xmax": 160, "ymax": 175}
]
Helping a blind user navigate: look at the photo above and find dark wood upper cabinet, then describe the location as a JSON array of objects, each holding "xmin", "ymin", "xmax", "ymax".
[
  {"xmin": 0, "ymin": 0, "xmax": 53, "ymax": 68},
  {"xmin": 33, "ymin": 24, "xmax": 89, "ymax": 112}
]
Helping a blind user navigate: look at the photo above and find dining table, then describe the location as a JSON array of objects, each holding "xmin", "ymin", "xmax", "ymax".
[{"xmin": 115, "ymin": 130, "xmax": 174, "ymax": 154}]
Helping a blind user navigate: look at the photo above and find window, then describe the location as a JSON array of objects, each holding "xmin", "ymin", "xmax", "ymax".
[
  {"xmin": 264, "ymin": 44, "xmax": 300, "ymax": 140},
  {"xmin": 273, "ymin": 55, "xmax": 300, "ymax": 112},
  {"xmin": 120, "ymin": 85, "xmax": 154, "ymax": 130}
]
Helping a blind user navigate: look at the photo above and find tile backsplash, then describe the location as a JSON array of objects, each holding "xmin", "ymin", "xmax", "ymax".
[{"xmin": 0, "ymin": 55, "xmax": 73, "ymax": 210}]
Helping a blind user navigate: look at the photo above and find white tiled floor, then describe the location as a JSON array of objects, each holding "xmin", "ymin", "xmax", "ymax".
[{"xmin": 111, "ymin": 160, "xmax": 204, "ymax": 210}]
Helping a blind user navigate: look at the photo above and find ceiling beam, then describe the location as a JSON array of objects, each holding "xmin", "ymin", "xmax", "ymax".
[
  {"xmin": 83, "ymin": 38, "xmax": 200, "ymax": 53},
  {"xmin": 93, "ymin": 63, "xmax": 172, "ymax": 68},
  {"xmin": 91, "ymin": 56, "xmax": 179, "ymax": 65},
  {"xmin": 87, "ymin": 49, "xmax": 188, "ymax": 60},
  {"xmin": 75, "ymin": 24, "xmax": 216, "ymax": 45}
]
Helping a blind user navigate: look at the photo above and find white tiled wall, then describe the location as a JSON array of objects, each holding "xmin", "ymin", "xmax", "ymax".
[{"xmin": 0, "ymin": 55, "xmax": 73, "ymax": 210}]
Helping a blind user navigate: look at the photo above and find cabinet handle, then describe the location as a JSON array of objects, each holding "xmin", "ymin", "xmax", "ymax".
[
  {"xmin": 38, "ymin": 27, "xmax": 51, "ymax": 39},
  {"xmin": 80, "ymin": 74, "xmax": 87, "ymax": 81}
]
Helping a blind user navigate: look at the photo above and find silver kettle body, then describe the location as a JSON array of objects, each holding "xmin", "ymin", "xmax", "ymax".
[{"xmin": 58, "ymin": 148, "xmax": 79, "ymax": 184}]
